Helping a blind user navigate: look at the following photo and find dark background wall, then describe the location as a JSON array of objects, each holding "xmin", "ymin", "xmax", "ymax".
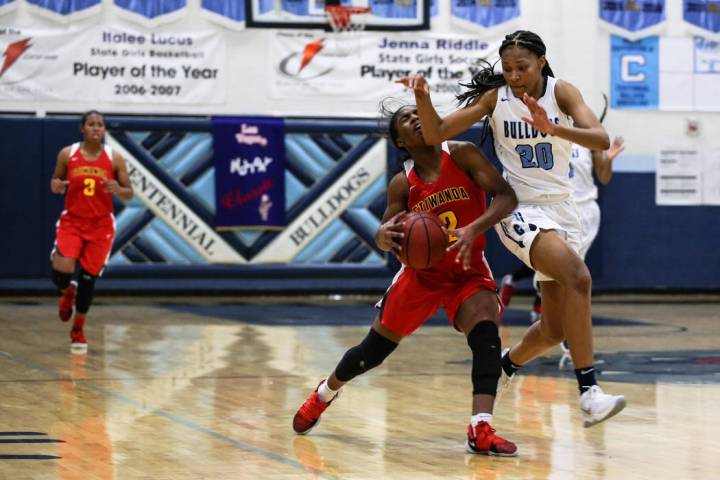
[{"xmin": 1, "ymin": 116, "xmax": 718, "ymax": 293}]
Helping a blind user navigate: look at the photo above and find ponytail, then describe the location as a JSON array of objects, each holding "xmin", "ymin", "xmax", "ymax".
[{"xmin": 456, "ymin": 59, "xmax": 505, "ymax": 108}]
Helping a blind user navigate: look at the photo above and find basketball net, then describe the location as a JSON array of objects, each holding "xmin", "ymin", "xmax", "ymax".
[{"xmin": 324, "ymin": 5, "xmax": 371, "ymax": 33}]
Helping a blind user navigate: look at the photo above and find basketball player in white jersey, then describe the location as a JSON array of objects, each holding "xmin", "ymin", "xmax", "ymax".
[
  {"xmin": 571, "ymin": 135, "xmax": 625, "ymax": 259},
  {"xmin": 397, "ymin": 30, "xmax": 626, "ymax": 428},
  {"xmin": 502, "ymin": 130, "xmax": 625, "ymax": 328}
]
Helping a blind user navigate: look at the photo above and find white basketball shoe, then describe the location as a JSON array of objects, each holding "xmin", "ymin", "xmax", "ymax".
[{"xmin": 579, "ymin": 385, "xmax": 626, "ymax": 428}]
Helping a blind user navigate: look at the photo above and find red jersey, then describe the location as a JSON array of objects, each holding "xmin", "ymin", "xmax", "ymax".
[
  {"xmin": 64, "ymin": 143, "xmax": 115, "ymax": 218},
  {"xmin": 405, "ymin": 143, "xmax": 490, "ymax": 277}
]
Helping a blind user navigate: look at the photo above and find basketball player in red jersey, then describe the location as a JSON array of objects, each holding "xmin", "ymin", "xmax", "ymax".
[
  {"xmin": 50, "ymin": 110, "xmax": 133, "ymax": 352},
  {"xmin": 292, "ymin": 104, "xmax": 519, "ymax": 455}
]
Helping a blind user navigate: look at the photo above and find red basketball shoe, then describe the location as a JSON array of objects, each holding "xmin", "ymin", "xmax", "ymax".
[
  {"xmin": 465, "ymin": 421, "xmax": 517, "ymax": 456},
  {"xmin": 58, "ymin": 281, "xmax": 77, "ymax": 322},
  {"xmin": 70, "ymin": 327, "xmax": 87, "ymax": 352},
  {"xmin": 293, "ymin": 381, "xmax": 338, "ymax": 435},
  {"xmin": 498, "ymin": 275, "xmax": 514, "ymax": 308}
]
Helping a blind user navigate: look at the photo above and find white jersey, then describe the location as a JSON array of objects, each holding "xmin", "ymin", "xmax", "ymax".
[
  {"xmin": 569, "ymin": 144, "xmax": 598, "ymax": 203},
  {"xmin": 489, "ymin": 76, "xmax": 573, "ymax": 203}
]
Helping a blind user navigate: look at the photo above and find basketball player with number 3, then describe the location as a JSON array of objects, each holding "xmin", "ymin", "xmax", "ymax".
[
  {"xmin": 50, "ymin": 111, "xmax": 133, "ymax": 353},
  {"xmin": 293, "ymin": 102, "xmax": 519, "ymax": 456},
  {"xmin": 397, "ymin": 30, "xmax": 627, "ymax": 429}
]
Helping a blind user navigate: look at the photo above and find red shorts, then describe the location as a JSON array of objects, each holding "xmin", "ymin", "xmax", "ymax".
[
  {"xmin": 378, "ymin": 267, "xmax": 498, "ymax": 337},
  {"xmin": 52, "ymin": 211, "xmax": 115, "ymax": 276}
]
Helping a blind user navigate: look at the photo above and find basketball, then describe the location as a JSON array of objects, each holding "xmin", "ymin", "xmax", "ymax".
[{"xmin": 398, "ymin": 212, "xmax": 448, "ymax": 269}]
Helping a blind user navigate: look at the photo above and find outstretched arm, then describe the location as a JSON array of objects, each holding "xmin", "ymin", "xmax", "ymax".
[
  {"xmin": 592, "ymin": 136, "xmax": 625, "ymax": 185},
  {"xmin": 396, "ymin": 75, "xmax": 495, "ymax": 145},
  {"xmin": 447, "ymin": 142, "xmax": 517, "ymax": 269},
  {"xmin": 523, "ymin": 80, "xmax": 610, "ymax": 151}
]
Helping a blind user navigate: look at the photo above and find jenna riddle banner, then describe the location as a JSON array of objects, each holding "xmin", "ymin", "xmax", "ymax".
[
  {"xmin": 0, "ymin": 25, "xmax": 225, "ymax": 104},
  {"xmin": 270, "ymin": 31, "xmax": 502, "ymax": 107}
]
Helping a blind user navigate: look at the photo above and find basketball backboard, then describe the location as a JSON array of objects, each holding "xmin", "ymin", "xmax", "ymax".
[{"xmin": 245, "ymin": 0, "xmax": 430, "ymax": 31}]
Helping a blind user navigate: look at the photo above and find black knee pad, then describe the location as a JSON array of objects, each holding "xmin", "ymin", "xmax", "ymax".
[
  {"xmin": 467, "ymin": 321, "xmax": 501, "ymax": 396},
  {"xmin": 75, "ymin": 269, "xmax": 97, "ymax": 314},
  {"xmin": 51, "ymin": 269, "xmax": 73, "ymax": 291},
  {"xmin": 334, "ymin": 328, "xmax": 398, "ymax": 382}
]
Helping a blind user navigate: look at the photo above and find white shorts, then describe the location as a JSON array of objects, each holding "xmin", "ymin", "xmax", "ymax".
[
  {"xmin": 494, "ymin": 197, "xmax": 582, "ymax": 282},
  {"xmin": 577, "ymin": 200, "xmax": 601, "ymax": 260}
]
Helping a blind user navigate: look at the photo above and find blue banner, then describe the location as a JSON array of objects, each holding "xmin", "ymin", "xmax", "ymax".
[
  {"xmin": 213, "ymin": 117, "xmax": 286, "ymax": 229},
  {"xmin": 26, "ymin": 0, "xmax": 100, "ymax": 15},
  {"xmin": 202, "ymin": 0, "xmax": 244, "ymax": 23},
  {"xmin": 599, "ymin": 0, "xmax": 665, "ymax": 33},
  {"xmin": 114, "ymin": 0, "xmax": 186, "ymax": 19},
  {"xmin": 684, "ymin": 0, "xmax": 720, "ymax": 34},
  {"xmin": 610, "ymin": 35, "xmax": 658, "ymax": 109},
  {"xmin": 451, "ymin": 0, "xmax": 520, "ymax": 28}
]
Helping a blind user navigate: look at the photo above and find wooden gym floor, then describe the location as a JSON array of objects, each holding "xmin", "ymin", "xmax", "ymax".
[{"xmin": 0, "ymin": 295, "xmax": 718, "ymax": 479}]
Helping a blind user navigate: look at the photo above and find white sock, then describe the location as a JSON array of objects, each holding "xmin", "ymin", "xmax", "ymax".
[
  {"xmin": 471, "ymin": 413, "xmax": 493, "ymax": 427},
  {"xmin": 317, "ymin": 380, "xmax": 338, "ymax": 403}
]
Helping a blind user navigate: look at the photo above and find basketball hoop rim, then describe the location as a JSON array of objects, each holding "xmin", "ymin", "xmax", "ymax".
[
  {"xmin": 324, "ymin": 5, "xmax": 371, "ymax": 32},
  {"xmin": 323, "ymin": 5, "xmax": 371, "ymax": 14}
]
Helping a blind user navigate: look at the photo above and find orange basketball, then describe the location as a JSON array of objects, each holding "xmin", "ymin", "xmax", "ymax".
[{"xmin": 398, "ymin": 212, "xmax": 448, "ymax": 269}]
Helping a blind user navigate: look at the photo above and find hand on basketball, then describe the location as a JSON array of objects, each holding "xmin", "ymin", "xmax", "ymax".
[
  {"xmin": 378, "ymin": 211, "xmax": 406, "ymax": 254},
  {"xmin": 51, "ymin": 178, "xmax": 69, "ymax": 194},
  {"xmin": 446, "ymin": 225, "xmax": 476, "ymax": 271},
  {"xmin": 521, "ymin": 93, "xmax": 556, "ymax": 135},
  {"xmin": 395, "ymin": 75, "xmax": 430, "ymax": 96},
  {"xmin": 606, "ymin": 136, "xmax": 625, "ymax": 161},
  {"xmin": 103, "ymin": 179, "xmax": 121, "ymax": 195}
]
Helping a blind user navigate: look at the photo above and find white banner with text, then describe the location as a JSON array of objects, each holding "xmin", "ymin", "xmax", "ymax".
[
  {"xmin": 0, "ymin": 25, "xmax": 225, "ymax": 104},
  {"xmin": 270, "ymin": 31, "xmax": 502, "ymax": 108}
]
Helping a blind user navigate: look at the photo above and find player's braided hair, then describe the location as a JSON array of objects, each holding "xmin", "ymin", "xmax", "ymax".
[{"xmin": 456, "ymin": 30, "xmax": 555, "ymax": 108}]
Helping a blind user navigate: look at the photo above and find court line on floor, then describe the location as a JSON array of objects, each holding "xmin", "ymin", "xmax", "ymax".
[{"xmin": 0, "ymin": 351, "xmax": 337, "ymax": 480}]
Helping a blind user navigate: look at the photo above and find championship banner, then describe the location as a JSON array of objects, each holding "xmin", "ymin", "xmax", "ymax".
[
  {"xmin": 270, "ymin": 31, "xmax": 501, "ymax": 107},
  {"xmin": 683, "ymin": 0, "xmax": 720, "ymax": 39},
  {"xmin": 610, "ymin": 34, "xmax": 720, "ymax": 111},
  {"xmin": 212, "ymin": 117, "xmax": 286, "ymax": 230},
  {"xmin": 610, "ymin": 35, "xmax": 658, "ymax": 109},
  {"xmin": 599, "ymin": 0, "xmax": 666, "ymax": 40},
  {"xmin": 0, "ymin": 25, "xmax": 224, "ymax": 105},
  {"xmin": 451, "ymin": 0, "xmax": 521, "ymax": 34}
]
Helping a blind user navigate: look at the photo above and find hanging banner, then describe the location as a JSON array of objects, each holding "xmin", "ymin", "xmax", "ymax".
[
  {"xmin": 599, "ymin": 0, "xmax": 666, "ymax": 40},
  {"xmin": 610, "ymin": 35, "xmax": 658, "ymax": 109},
  {"xmin": 451, "ymin": 0, "xmax": 520, "ymax": 34},
  {"xmin": 113, "ymin": 0, "xmax": 187, "ymax": 26},
  {"xmin": 270, "ymin": 31, "xmax": 501, "ymax": 108},
  {"xmin": 201, "ymin": 0, "xmax": 245, "ymax": 30},
  {"xmin": 212, "ymin": 117, "xmax": 286, "ymax": 229},
  {"xmin": 0, "ymin": 25, "xmax": 225, "ymax": 105},
  {"xmin": 26, "ymin": 0, "xmax": 101, "ymax": 21},
  {"xmin": 683, "ymin": 0, "xmax": 720, "ymax": 38},
  {"xmin": 610, "ymin": 34, "xmax": 720, "ymax": 111}
]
